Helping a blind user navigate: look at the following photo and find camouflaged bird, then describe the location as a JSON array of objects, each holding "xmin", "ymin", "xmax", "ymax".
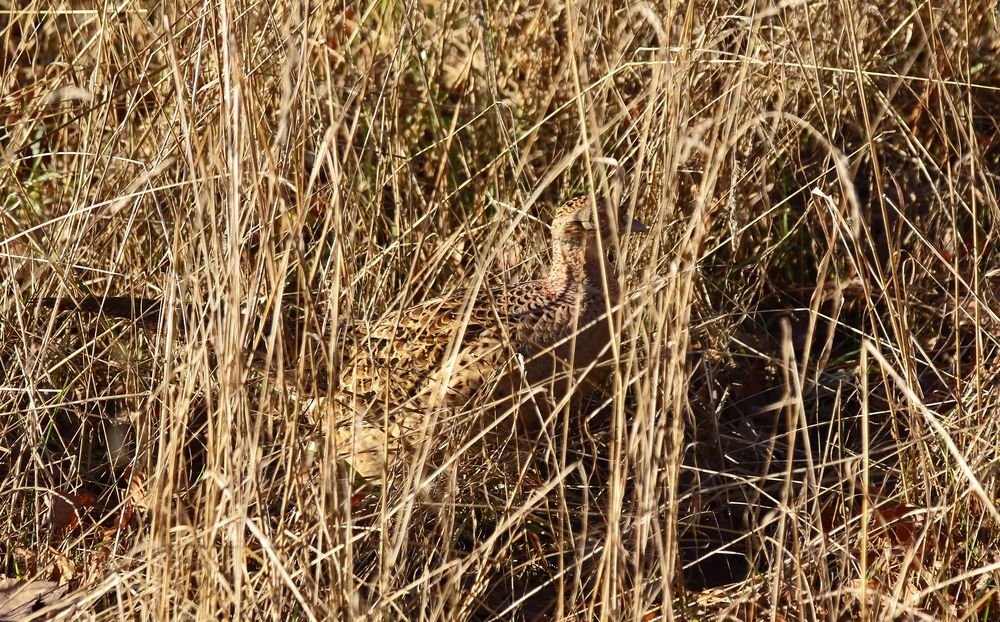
[
  {"xmin": 324, "ymin": 195, "xmax": 647, "ymax": 477},
  {"xmin": 40, "ymin": 195, "xmax": 647, "ymax": 480}
]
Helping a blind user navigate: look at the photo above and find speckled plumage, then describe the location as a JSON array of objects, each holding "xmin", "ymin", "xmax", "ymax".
[{"xmin": 322, "ymin": 195, "xmax": 647, "ymax": 478}]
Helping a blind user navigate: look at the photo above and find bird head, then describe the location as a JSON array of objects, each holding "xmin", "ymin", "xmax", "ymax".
[{"xmin": 551, "ymin": 195, "xmax": 648, "ymax": 247}]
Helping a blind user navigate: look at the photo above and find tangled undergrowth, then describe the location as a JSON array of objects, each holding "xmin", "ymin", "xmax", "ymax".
[{"xmin": 2, "ymin": 1, "xmax": 1000, "ymax": 620}]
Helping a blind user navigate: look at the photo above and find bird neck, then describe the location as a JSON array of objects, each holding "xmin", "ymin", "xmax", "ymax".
[{"xmin": 547, "ymin": 237, "xmax": 619, "ymax": 295}]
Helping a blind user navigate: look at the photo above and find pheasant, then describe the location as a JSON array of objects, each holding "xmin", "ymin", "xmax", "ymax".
[{"xmin": 40, "ymin": 195, "xmax": 647, "ymax": 479}]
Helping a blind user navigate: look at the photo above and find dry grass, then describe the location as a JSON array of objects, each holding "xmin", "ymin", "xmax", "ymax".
[{"xmin": 2, "ymin": 0, "xmax": 1000, "ymax": 620}]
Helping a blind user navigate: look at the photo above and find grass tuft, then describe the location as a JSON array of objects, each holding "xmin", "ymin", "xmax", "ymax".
[{"xmin": 2, "ymin": 1, "xmax": 999, "ymax": 620}]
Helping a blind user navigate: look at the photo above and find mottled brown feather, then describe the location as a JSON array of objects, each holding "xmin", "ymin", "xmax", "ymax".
[{"xmin": 323, "ymin": 195, "xmax": 647, "ymax": 478}]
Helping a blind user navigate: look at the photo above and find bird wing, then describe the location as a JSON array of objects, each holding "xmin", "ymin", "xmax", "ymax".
[{"xmin": 336, "ymin": 280, "xmax": 554, "ymax": 405}]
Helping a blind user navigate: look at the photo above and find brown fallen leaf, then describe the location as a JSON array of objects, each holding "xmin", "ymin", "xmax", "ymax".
[
  {"xmin": 51, "ymin": 490, "xmax": 101, "ymax": 540},
  {"xmin": 45, "ymin": 548, "xmax": 76, "ymax": 586},
  {"xmin": 0, "ymin": 578, "xmax": 68, "ymax": 620}
]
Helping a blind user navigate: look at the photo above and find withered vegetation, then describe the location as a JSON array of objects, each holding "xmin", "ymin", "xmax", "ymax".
[{"xmin": 2, "ymin": 1, "xmax": 999, "ymax": 620}]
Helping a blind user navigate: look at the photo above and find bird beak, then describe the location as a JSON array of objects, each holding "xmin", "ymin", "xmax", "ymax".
[{"xmin": 624, "ymin": 217, "xmax": 649, "ymax": 233}]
